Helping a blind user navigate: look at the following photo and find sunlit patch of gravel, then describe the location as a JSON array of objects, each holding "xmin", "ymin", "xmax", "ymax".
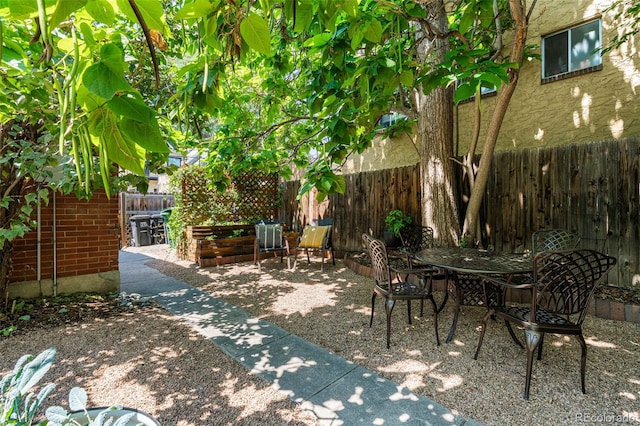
[
  {"xmin": 6, "ymin": 244, "xmax": 636, "ymax": 425},
  {"xmin": 136, "ymin": 244, "xmax": 640, "ymax": 426},
  {"xmin": 0, "ymin": 300, "xmax": 318, "ymax": 425}
]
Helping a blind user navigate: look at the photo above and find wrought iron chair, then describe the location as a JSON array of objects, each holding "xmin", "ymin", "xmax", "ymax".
[
  {"xmin": 399, "ymin": 225, "xmax": 448, "ymax": 314},
  {"xmin": 444, "ymin": 270, "xmax": 505, "ymax": 343},
  {"xmin": 399, "ymin": 225, "xmax": 437, "ymax": 269},
  {"xmin": 473, "ymin": 249, "xmax": 617, "ymax": 399},
  {"xmin": 254, "ymin": 223, "xmax": 290, "ymax": 271},
  {"xmin": 362, "ymin": 233, "xmax": 440, "ymax": 348},
  {"xmin": 294, "ymin": 218, "xmax": 335, "ymax": 271},
  {"xmin": 532, "ymin": 229, "xmax": 581, "ymax": 255},
  {"xmin": 403, "ymin": 229, "xmax": 505, "ymax": 343}
]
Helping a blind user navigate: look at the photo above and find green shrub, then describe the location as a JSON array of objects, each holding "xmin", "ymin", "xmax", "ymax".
[
  {"xmin": 384, "ymin": 209, "xmax": 412, "ymax": 237},
  {"xmin": 1, "ymin": 348, "xmax": 141, "ymax": 426},
  {"xmin": 1, "ymin": 348, "xmax": 56, "ymax": 425}
]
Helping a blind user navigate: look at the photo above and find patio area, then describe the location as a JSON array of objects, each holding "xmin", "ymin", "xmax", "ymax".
[{"xmin": 130, "ymin": 244, "xmax": 640, "ymax": 425}]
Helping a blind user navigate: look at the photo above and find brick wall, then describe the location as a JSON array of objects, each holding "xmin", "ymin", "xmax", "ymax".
[{"xmin": 10, "ymin": 190, "xmax": 120, "ymax": 283}]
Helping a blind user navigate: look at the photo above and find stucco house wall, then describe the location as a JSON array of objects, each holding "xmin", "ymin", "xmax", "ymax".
[
  {"xmin": 455, "ymin": 0, "xmax": 640, "ymax": 154},
  {"xmin": 341, "ymin": 130, "xmax": 419, "ymax": 174}
]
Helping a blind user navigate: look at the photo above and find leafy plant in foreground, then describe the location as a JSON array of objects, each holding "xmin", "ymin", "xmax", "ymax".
[
  {"xmin": 0, "ymin": 347, "xmax": 56, "ymax": 425},
  {"xmin": 1, "ymin": 348, "xmax": 145, "ymax": 426}
]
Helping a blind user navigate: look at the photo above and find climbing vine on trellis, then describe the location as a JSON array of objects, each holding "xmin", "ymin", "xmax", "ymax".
[{"xmin": 167, "ymin": 165, "xmax": 280, "ymax": 248}]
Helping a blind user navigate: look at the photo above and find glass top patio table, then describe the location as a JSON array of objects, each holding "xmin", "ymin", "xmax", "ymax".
[{"xmin": 414, "ymin": 247, "xmax": 533, "ymax": 275}]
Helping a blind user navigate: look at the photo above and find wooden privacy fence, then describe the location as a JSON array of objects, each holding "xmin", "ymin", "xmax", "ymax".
[
  {"xmin": 119, "ymin": 193, "xmax": 174, "ymax": 247},
  {"xmin": 282, "ymin": 165, "xmax": 422, "ymax": 253},
  {"xmin": 482, "ymin": 137, "xmax": 640, "ymax": 288},
  {"xmin": 281, "ymin": 137, "xmax": 639, "ymax": 288}
]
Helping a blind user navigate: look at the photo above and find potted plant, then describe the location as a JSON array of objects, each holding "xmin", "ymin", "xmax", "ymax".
[
  {"xmin": 0, "ymin": 348, "xmax": 161, "ymax": 426},
  {"xmin": 384, "ymin": 209, "xmax": 412, "ymax": 247}
]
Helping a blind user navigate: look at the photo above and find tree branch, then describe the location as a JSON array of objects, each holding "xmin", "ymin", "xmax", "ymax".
[{"xmin": 128, "ymin": 0, "xmax": 160, "ymax": 88}]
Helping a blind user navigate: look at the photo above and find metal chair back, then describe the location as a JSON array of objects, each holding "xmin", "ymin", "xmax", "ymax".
[
  {"xmin": 362, "ymin": 233, "xmax": 391, "ymax": 286},
  {"xmin": 532, "ymin": 229, "xmax": 580, "ymax": 255},
  {"xmin": 533, "ymin": 249, "xmax": 617, "ymax": 323},
  {"xmin": 399, "ymin": 225, "xmax": 435, "ymax": 254}
]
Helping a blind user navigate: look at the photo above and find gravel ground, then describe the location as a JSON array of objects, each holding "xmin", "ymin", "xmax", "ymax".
[
  {"xmin": 2, "ymin": 244, "xmax": 639, "ymax": 425},
  {"xmin": 0, "ymin": 301, "xmax": 318, "ymax": 425}
]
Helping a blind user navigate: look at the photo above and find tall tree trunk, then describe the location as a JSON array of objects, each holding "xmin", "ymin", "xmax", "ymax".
[
  {"xmin": 462, "ymin": 0, "xmax": 531, "ymax": 242},
  {"xmin": 416, "ymin": 0, "xmax": 460, "ymax": 247}
]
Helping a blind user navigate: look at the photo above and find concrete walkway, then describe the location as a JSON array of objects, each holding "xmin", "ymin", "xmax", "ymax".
[{"xmin": 119, "ymin": 249, "xmax": 480, "ymax": 426}]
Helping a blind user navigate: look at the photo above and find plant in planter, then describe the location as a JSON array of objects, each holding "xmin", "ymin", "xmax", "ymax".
[
  {"xmin": 0, "ymin": 348, "xmax": 160, "ymax": 426},
  {"xmin": 384, "ymin": 209, "xmax": 412, "ymax": 247}
]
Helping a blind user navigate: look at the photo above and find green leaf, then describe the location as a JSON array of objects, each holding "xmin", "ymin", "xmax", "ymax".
[
  {"xmin": 88, "ymin": 109, "xmax": 146, "ymax": 175},
  {"xmin": 49, "ymin": 0, "xmax": 87, "ymax": 29},
  {"xmin": 454, "ymin": 81, "xmax": 476, "ymax": 104},
  {"xmin": 475, "ymin": 72, "xmax": 503, "ymax": 89},
  {"xmin": 459, "ymin": 4, "xmax": 476, "ymax": 35},
  {"xmin": 106, "ymin": 93, "xmax": 155, "ymax": 122},
  {"xmin": 205, "ymin": 16, "xmax": 218, "ymax": 37},
  {"xmin": 341, "ymin": 0, "xmax": 358, "ymax": 17},
  {"xmin": 98, "ymin": 43, "xmax": 126, "ymax": 75},
  {"xmin": 16, "ymin": 348, "xmax": 56, "ymax": 395},
  {"xmin": 116, "ymin": 0, "xmax": 165, "ymax": 31},
  {"xmin": 323, "ymin": 94, "xmax": 337, "ymax": 107},
  {"xmin": 293, "ymin": 0, "xmax": 313, "ymax": 33},
  {"xmin": 304, "ymin": 33, "xmax": 332, "ymax": 48},
  {"xmin": 175, "ymin": 0, "xmax": 213, "ymax": 20},
  {"xmin": 68, "ymin": 387, "xmax": 88, "ymax": 411},
  {"xmin": 24, "ymin": 192, "xmax": 38, "ymax": 204},
  {"xmin": 399, "ymin": 70, "xmax": 414, "ymax": 87},
  {"xmin": 239, "ymin": 12, "xmax": 271, "ymax": 56},
  {"xmin": 193, "ymin": 90, "xmax": 222, "ymax": 114},
  {"xmin": 363, "ymin": 19, "xmax": 382, "ymax": 43},
  {"xmin": 45, "ymin": 406, "xmax": 70, "ymax": 423},
  {"xmin": 83, "ymin": 62, "xmax": 132, "ymax": 99},
  {"xmin": 20, "ymin": 206, "xmax": 34, "ymax": 219},
  {"xmin": 7, "ymin": 0, "xmax": 39, "ymax": 19},
  {"xmin": 120, "ymin": 117, "xmax": 169, "ymax": 153},
  {"xmin": 85, "ymin": 0, "xmax": 116, "ymax": 24},
  {"xmin": 333, "ymin": 174, "xmax": 346, "ymax": 194}
]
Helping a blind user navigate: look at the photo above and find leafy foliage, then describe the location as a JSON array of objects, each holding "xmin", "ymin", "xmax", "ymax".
[
  {"xmin": 0, "ymin": 347, "xmax": 56, "ymax": 425},
  {"xmin": 602, "ymin": 0, "xmax": 640, "ymax": 53},
  {"xmin": 1, "ymin": 0, "xmax": 171, "ymax": 309},
  {"xmin": 1, "ymin": 347, "xmax": 154, "ymax": 426},
  {"xmin": 385, "ymin": 209, "xmax": 413, "ymax": 237}
]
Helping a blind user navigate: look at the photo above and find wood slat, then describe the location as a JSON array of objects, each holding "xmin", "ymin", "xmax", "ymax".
[{"xmin": 283, "ymin": 137, "xmax": 640, "ymax": 288}]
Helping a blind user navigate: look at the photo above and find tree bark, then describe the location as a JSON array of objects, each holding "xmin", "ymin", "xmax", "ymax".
[
  {"xmin": 415, "ymin": 0, "xmax": 460, "ymax": 247},
  {"xmin": 462, "ymin": 0, "xmax": 530, "ymax": 242}
]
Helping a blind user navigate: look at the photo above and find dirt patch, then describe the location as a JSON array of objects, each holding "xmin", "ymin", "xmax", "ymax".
[{"xmin": 0, "ymin": 293, "xmax": 154, "ymax": 337}]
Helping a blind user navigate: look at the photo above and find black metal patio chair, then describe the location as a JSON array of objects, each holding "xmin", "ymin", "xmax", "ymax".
[
  {"xmin": 362, "ymin": 233, "xmax": 440, "ymax": 348},
  {"xmin": 473, "ymin": 249, "xmax": 616, "ymax": 399}
]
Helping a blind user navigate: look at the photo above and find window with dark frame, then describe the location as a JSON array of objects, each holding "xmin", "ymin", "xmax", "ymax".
[
  {"xmin": 377, "ymin": 112, "xmax": 406, "ymax": 129},
  {"xmin": 167, "ymin": 156, "xmax": 182, "ymax": 167},
  {"xmin": 542, "ymin": 19, "xmax": 602, "ymax": 80}
]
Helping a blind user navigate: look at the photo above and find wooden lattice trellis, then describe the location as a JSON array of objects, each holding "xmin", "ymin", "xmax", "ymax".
[{"xmin": 181, "ymin": 170, "xmax": 279, "ymax": 224}]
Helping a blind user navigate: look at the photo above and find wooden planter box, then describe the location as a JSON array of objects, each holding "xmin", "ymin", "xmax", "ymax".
[
  {"xmin": 182, "ymin": 225, "xmax": 256, "ymax": 266},
  {"xmin": 186, "ymin": 224, "xmax": 254, "ymax": 240},
  {"xmin": 183, "ymin": 225, "xmax": 297, "ymax": 267},
  {"xmin": 195, "ymin": 235, "xmax": 256, "ymax": 267}
]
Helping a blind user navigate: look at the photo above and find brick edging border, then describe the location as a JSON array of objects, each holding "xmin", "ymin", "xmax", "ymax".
[{"xmin": 344, "ymin": 258, "xmax": 640, "ymax": 325}]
